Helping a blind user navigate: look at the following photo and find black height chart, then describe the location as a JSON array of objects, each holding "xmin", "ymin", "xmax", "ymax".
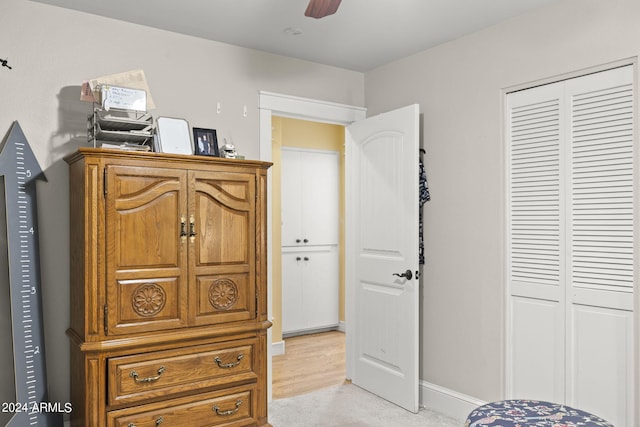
[{"xmin": 0, "ymin": 122, "xmax": 61, "ymax": 426}]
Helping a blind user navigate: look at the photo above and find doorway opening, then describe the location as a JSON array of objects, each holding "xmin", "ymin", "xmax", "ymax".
[
  {"xmin": 258, "ymin": 91, "xmax": 366, "ymax": 401},
  {"xmin": 271, "ymin": 116, "xmax": 346, "ymax": 398},
  {"xmin": 273, "ymin": 117, "xmax": 344, "ymax": 339}
]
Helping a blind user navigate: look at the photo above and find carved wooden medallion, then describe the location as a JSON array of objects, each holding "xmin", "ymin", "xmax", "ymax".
[
  {"xmin": 132, "ymin": 283, "xmax": 166, "ymax": 317},
  {"xmin": 209, "ymin": 279, "xmax": 238, "ymax": 310}
]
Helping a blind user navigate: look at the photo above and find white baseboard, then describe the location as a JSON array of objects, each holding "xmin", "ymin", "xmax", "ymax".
[
  {"xmin": 420, "ymin": 380, "xmax": 485, "ymax": 422},
  {"xmin": 337, "ymin": 320, "xmax": 345, "ymax": 332},
  {"xmin": 272, "ymin": 340, "xmax": 285, "ymax": 356}
]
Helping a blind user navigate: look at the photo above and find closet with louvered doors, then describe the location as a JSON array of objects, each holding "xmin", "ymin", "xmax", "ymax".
[{"xmin": 506, "ymin": 65, "xmax": 635, "ymax": 427}]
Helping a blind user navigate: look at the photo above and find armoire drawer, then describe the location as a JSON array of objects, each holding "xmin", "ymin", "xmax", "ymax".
[
  {"xmin": 107, "ymin": 340, "xmax": 257, "ymax": 406},
  {"xmin": 107, "ymin": 387, "xmax": 256, "ymax": 427}
]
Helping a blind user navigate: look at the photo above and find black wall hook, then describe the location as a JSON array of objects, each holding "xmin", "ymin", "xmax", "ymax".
[{"xmin": 1, "ymin": 58, "xmax": 12, "ymax": 69}]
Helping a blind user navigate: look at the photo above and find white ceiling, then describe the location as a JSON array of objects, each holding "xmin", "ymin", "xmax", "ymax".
[{"xmin": 32, "ymin": 0, "xmax": 560, "ymax": 72}]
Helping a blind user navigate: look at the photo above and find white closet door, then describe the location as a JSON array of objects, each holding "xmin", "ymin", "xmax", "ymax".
[
  {"xmin": 565, "ymin": 67, "xmax": 634, "ymax": 425},
  {"xmin": 281, "ymin": 147, "xmax": 340, "ymax": 335},
  {"xmin": 281, "ymin": 251, "xmax": 304, "ymax": 334},
  {"xmin": 300, "ymin": 247, "xmax": 339, "ymax": 330},
  {"xmin": 507, "ymin": 65, "xmax": 634, "ymax": 427},
  {"xmin": 300, "ymin": 149, "xmax": 339, "ymax": 246},
  {"xmin": 281, "ymin": 148, "xmax": 339, "ymax": 246},
  {"xmin": 507, "ymin": 81, "xmax": 566, "ymax": 403},
  {"xmin": 281, "ymin": 247, "xmax": 339, "ymax": 335},
  {"xmin": 281, "ymin": 149, "xmax": 303, "ymax": 246}
]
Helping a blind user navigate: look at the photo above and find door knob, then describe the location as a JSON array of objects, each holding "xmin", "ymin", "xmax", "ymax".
[{"xmin": 392, "ymin": 269, "xmax": 413, "ymax": 280}]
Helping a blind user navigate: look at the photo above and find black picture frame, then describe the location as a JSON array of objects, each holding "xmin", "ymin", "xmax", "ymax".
[{"xmin": 192, "ymin": 127, "xmax": 219, "ymax": 156}]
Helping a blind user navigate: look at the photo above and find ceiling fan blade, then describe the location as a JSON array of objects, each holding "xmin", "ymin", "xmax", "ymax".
[{"xmin": 305, "ymin": 0, "xmax": 342, "ymax": 19}]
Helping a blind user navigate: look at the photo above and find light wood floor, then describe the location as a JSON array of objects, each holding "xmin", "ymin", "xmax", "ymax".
[{"xmin": 272, "ymin": 330, "xmax": 347, "ymax": 399}]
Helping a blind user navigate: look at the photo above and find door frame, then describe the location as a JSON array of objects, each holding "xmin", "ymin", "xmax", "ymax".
[{"xmin": 258, "ymin": 91, "xmax": 367, "ymax": 401}]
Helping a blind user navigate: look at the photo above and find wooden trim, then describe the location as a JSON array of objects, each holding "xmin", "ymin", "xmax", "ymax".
[{"xmin": 65, "ymin": 147, "xmax": 272, "ymax": 169}]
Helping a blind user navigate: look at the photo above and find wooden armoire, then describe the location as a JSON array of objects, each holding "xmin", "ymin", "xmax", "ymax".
[{"xmin": 65, "ymin": 148, "xmax": 272, "ymax": 427}]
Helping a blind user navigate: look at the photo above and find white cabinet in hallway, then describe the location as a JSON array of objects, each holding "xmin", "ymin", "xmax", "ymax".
[
  {"xmin": 282, "ymin": 247, "xmax": 339, "ymax": 334},
  {"xmin": 281, "ymin": 147, "xmax": 340, "ymax": 335},
  {"xmin": 281, "ymin": 148, "xmax": 339, "ymax": 247}
]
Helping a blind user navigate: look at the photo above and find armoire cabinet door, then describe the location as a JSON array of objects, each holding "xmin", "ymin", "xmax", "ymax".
[
  {"xmin": 190, "ymin": 171, "xmax": 257, "ymax": 326},
  {"xmin": 105, "ymin": 165, "xmax": 189, "ymax": 335}
]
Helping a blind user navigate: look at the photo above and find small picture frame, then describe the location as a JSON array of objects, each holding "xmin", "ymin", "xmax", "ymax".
[{"xmin": 193, "ymin": 127, "xmax": 219, "ymax": 157}]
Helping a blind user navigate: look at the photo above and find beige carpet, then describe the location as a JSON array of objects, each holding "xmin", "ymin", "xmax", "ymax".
[{"xmin": 268, "ymin": 383, "xmax": 461, "ymax": 427}]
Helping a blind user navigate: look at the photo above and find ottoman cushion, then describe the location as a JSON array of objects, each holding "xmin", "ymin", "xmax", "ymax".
[{"xmin": 465, "ymin": 399, "xmax": 614, "ymax": 426}]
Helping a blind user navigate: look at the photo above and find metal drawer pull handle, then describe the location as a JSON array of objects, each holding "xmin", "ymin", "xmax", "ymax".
[
  {"xmin": 127, "ymin": 416, "xmax": 163, "ymax": 427},
  {"xmin": 180, "ymin": 216, "xmax": 187, "ymax": 238},
  {"xmin": 213, "ymin": 399, "xmax": 242, "ymax": 416},
  {"xmin": 189, "ymin": 215, "xmax": 196, "ymax": 238},
  {"xmin": 129, "ymin": 366, "xmax": 166, "ymax": 383},
  {"xmin": 214, "ymin": 354, "xmax": 244, "ymax": 368}
]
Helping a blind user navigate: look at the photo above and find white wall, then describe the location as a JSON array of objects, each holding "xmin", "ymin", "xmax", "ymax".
[
  {"xmin": 364, "ymin": 0, "xmax": 640, "ymax": 407},
  {"xmin": 0, "ymin": 0, "xmax": 364, "ymax": 416}
]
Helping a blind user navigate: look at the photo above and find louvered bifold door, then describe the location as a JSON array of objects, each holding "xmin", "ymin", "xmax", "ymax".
[
  {"xmin": 565, "ymin": 66, "xmax": 634, "ymax": 426},
  {"xmin": 507, "ymin": 65, "xmax": 635, "ymax": 427},
  {"xmin": 507, "ymin": 82, "xmax": 566, "ymax": 403}
]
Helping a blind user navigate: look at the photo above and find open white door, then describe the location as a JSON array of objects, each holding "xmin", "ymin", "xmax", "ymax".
[{"xmin": 346, "ymin": 104, "xmax": 420, "ymax": 413}]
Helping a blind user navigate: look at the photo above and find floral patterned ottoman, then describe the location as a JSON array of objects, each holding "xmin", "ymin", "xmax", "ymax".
[{"xmin": 465, "ymin": 399, "xmax": 614, "ymax": 427}]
